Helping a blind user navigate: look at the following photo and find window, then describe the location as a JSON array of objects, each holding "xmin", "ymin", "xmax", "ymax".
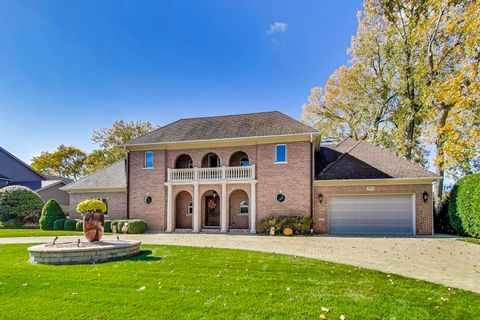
[
  {"xmin": 144, "ymin": 151, "xmax": 154, "ymax": 168},
  {"xmin": 239, "ymin": 201, "xmax": 249, "ymax": 215},
  {"xmin": 239, "ymin": 156, "xmax": 249, "ymax": 167},
  {"xmin": 187, "ymin": 159, "xmax": 193, "ymax": 168},
  {"xmin": 275, "ymin": 144, "xmax": 287, "ymax": 163},
  {"xmin": 99, "ymin": 198, "xmax": 109, "ymax": 216},
  {"xmin": 144, "ymin": 195, "xmax": 153, "ymax": 204},
  {"xmin": 276, "ymin": 193, "xmax": 286, "ymax": 203},
  {"xmin": 187, "ymin": 202, "xmax": 193, "ymax": 215}
]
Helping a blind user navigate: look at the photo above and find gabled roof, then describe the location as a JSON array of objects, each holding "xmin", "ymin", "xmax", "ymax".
[
  {"xmin": 125, "ymin": 111, "xmax": 317, "ymax": 146},
  {"xmin": 36, "ymin": 180, "xmax": 66, "ymax": 192},
  {"xmin": 61, "ymin": 160, "xmax": 127, "ymax": 192},
  {"xmin": 0, "ymin": 146, "xmax": 46, "ymax": 180},
  {"xmin": 0, "ymin": 173, "xmax": 11, "ymax": 181},
  {"xmin": 315, "ymin": 138, "xmax": 438, "ymax": 180}
]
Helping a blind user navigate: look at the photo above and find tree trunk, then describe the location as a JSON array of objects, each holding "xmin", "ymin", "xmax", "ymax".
[{"xmin": 433, "ymin": 104, "xmax": 450, "ymax": 212}]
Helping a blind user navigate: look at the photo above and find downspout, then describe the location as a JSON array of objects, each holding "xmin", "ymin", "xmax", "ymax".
[
  {"xmin": 126, "ymin": 150, "xmax": 130, "ymax": 220},
  {"xmin": 309, "ymin": 133, "xmax": 314, "ymax": 220}
]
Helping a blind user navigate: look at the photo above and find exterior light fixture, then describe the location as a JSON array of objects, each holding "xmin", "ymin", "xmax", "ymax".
[
  {"xmin": 422, "ymin": 191, "xmax": 429, "ymax": 203},
  {"xmin": 212, "ymin": 191, "xmax": 218, "ymax": 199},
  {"xmin": 318, "ymin": 193, "xmax": 324, "ymax": 203}
]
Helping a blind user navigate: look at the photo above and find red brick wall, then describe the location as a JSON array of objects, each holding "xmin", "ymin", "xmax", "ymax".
[
  {"xmin": 175, "ymin": 190, "xmax": 192, "ymax": 229},
  {"xmin": 228, "ymin": 189, "xmax": 249, "ymax": 229},
  {"xmin": 68, "ymin": 191, "xmax": 127, "ymax": 220},
  {"xmin": 128, "ymin": 150, "xmax": 166, "ymax": 230},
  {"xmin": 313, "ymin": 184, "xmax": 433, "ymax": 235},
  {"xmin": 256, "ymin": 141, "xmax": 312, "ymax": 221}
]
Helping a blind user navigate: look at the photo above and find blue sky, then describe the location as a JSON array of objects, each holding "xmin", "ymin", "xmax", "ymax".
[{"xmin": 0, "ymin": 0, "xmax": 362, "ymax": 163}]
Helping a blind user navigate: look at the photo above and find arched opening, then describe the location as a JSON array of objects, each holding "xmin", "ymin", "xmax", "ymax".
[
  {"xmin": 229, "ymin": 151, "xmax": 249, "ymax": 167},
  {"xmin": 175, "ymin": 154, "xmax": 193, "ymax": 169},
  {"xmin": 202, "ymin": 190, "xmax": 220, "ymax": 227},
  {"xmin": 175, "ymin": 191, "xmax": 193, "ymax": 229},
  {"xmin": 229, "ymin": 189, "xmax": 249, "ymax": 229},
  {"xmin": 201, "ymin": 153, "xmax": 220, "ymax": 168}
]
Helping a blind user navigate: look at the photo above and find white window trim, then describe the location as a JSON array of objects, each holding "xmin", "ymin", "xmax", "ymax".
[
  {"xmin": 186, "ymin": 202, "xmax": 193, "ymax": 216},
  {"xmin": 274, "ymin": 144, "xmax": 288, "ymax": 164},
  {"xmin": 144, "ymin": 151, "xmax": 154, "ymax": 169}
]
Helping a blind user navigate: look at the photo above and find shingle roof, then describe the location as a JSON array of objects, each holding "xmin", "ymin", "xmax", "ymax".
[
  {"xmin": 315, "ymin": 138, "xmax": 438, "ymax": 180},
  {"xmin": 61, "ymin": 160, "xmax": 126, "ymax": 191},
  {"xmin": 125, "ymin": 111, "xmax": 317, "ymax": 146},
  {"xmin": 0, "ymin": 173, "xmax": 11, "ymax": 180}
]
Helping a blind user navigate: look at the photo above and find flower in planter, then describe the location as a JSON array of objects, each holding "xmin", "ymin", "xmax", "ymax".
[{"xmin": 76, "ymin": 199, "xmax": 107, "ymax": 242}]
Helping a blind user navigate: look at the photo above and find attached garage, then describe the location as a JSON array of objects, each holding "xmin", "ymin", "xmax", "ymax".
[{"xmin": 329, "ymin": 195, "xmax": 414, "ymax": 235}]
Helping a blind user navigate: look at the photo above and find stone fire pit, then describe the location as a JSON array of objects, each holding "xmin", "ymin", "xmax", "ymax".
[{"xmin": 28, "ymin": 240, "xmax": 141, "ymax": 265}]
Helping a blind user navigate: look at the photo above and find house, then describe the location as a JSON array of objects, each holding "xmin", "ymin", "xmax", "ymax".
[
  {"xmin": 0, "ymin": 146, "xmax": 72, "ymax": 207},
  {"xmin": 63, "ymin": 111, "xmax": 439, "ymax": 235}
]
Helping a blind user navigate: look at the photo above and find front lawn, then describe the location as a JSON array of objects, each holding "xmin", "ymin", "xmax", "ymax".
[
  {"xmin": 0, "ymin": 244, "xmax": 478, "ymax": 319},
  {"xmin": 0, "ymin": 229, "xmax": 84, "ymax": 238}
]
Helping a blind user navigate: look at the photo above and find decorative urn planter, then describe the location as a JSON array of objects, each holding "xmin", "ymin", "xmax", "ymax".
[
  {"xmin": 76, "ymin": 199, "xmax": 107, "ymax": 242},
  {"xmin": 83, "ymin": 213, "xmax": 105, "ymax": 242}
]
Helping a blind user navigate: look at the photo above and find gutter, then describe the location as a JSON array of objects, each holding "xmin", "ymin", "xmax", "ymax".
[{"xmin": 126, "ymin": 152, "xmax": 130, "ymax": 219}]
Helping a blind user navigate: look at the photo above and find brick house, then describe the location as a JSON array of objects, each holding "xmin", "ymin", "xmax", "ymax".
[{"xmin": 63, "ymin": 111, "xmax": 439, "ymax": 235}]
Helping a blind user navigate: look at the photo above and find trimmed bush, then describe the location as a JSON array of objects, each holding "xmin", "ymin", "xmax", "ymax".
[
  {"xmin": 127, "ymin": 219, "xmax": 147, "ymax": 234},
  {"xmin": 75, "ymin": 220, "xmax": 83, "ymax": 231},
  {"xmin": 53, "ymin": 218, "xmax": 66, "ymax": 230},
  {"xmin": 104, "ymin": 220, "xmax": 112, "ymax": 233},
  {"xmin": 448, "ymin": 173, "xmax": 480, "ymax": 238},
  {"xmin": 64, "ymin": 219, "xmax": 77, "ymax": 231},
  {"xmin": 258, "ymin": 216, "xmax": 312, "ymax": 235},
  {"xmin": 39, "ymin": 199, "xmax": 66, "ymax": 230},
  {"xmin": 0, "ymin": 186, "xmax": 44, "ymax": 224}
]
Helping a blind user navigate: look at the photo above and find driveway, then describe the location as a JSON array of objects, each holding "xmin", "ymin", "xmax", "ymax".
[{"xmin": 1, "ymin": 233, "xmax": 479, "ymax": 293}]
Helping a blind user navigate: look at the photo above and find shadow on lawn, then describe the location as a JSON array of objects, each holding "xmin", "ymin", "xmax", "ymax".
[{"xmin": 123, "ymin": 250, "xmax": 162, "ymax": 262}]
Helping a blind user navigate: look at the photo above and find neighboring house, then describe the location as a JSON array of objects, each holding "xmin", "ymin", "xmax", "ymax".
[
  {"xmin": 0, "ymin": 146, "xmax": 46, "ymax": 190},
  {"xmin": 62, "ymin": 160, "xmax": 127, "ymax": 220},
  {"xmin": 62, "ymin": 111, "xmax": 440, "ymax": 235},
  {"xmin": 0, "ymin": 146, "xmax": 71, "ymax": 206}
]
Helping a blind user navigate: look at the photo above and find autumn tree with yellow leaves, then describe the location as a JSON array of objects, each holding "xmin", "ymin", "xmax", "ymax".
[{"xmin": 302, "ymin": 0, "xmax": 479, "ymax": 204}]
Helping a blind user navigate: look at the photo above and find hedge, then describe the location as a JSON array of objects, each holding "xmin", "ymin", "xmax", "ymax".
[
  {"xmin": 111, "ymin": 219, "xmax": 147, "ymax": 234},
  {"xmin": 53, "ymin": 218, "xmax": 66, "ymax": 231},
  {"xmin": 64, "ymin": 219, "xmax": 77, "ymax": 231},
  {"xmin": 258, "ymin": 216, "xmax": 312, "ymax": 235},
  {"xmin": 39, "ymin": 199, "xmax": 65, "ymax": 230},
  {"xmin": 104, "ymin": 220, "xmax": 112, "ymax": 233},
  {"xmin": 75, "ymin": 220, "xmax": 83, "ymax": 231},
  {"xmin": 448, "ymin": 173, "xmax": 480, "ymax": 238}
]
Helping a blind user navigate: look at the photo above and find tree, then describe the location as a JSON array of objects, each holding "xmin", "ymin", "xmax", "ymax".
[
  {"xmin": 0, "ymin": 186, "xmax": 44, "ymax": 224},
  {"xmin": 84, "ymin": 120, "xmax": 156, "ymax": 174},
  {"xmin": 31, "ymin": 145, "xmax": 87, "ymax": 180},
  {"xmin": 39, "ymin": 199, "xmax": 66, "ymax": 230}
]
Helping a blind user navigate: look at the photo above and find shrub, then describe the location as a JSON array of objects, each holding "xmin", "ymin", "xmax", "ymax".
[
  {"xmin": 434, "ymin": 197, "xmax": 453, "ymax": 234},
  {"xmin": 448, "ymin": 174, "xmax": 480, "ymax": 238},
  {"xmin": 39, "ymin": 199, "xmax": 66, "ymax": 230},
  {"xmin": 76, "ymin": 199, "xmax": 107, "ymax": 215},
  {"xmin": 258, "ymin": 216, "xmax": 312, "ymax": 235},
  {"xmin": 53, "ymin": 218, "xmax": 66, "ymax": 230},
  {"xmin": 127, "ymin": 219, "xmax": 147, "ymax": 234},
  {"xmin": 0, "ymin": 186, "xmax": 44, "ymax": 224},
  {"xmin": 64, "ymin": 219, "xmax": 77, "ymax": 231},
  {"xmin": 104, "ymin": 220, "xmax": 112, "ymax": 233},
  {"xmin": 75, "ymin": 220, "xmax": 83, "ymax": 231}
]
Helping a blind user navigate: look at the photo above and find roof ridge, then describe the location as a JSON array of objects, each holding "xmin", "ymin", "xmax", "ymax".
[{"xmin": 176, "ymin": 111, "xmax": 281, "ymax": 121}]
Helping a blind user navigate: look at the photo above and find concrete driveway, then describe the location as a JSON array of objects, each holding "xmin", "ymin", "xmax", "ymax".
[{"xmin": 1, "ymin": 233, "xmax": 479, "ymax": 294}]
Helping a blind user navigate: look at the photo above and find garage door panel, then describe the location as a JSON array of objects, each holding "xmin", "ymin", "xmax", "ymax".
[{"xmin": 329, "ymin": 195, "xmax": 414, "ymax": 235}]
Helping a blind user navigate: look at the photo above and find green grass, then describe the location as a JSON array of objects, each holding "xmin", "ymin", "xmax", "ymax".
[
  {"xmin": 461, "ymin": 237, "xmax": 480, "ymax": 245},
  {"xmin": 0, "ymin": 244, "xmax": 478, "ymax": 319},
  {"xmin": 0, "ymin": 229, "xmax": 84, "ymax": 237}
]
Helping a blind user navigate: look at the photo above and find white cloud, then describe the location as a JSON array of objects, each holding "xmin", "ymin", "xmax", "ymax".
[{"xmin": 267, "ymin": 22, "xmax": 287, "ymax": 35}]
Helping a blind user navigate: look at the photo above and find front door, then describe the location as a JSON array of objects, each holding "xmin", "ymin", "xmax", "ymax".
[{"xmin": 205, "ymin": 196, "xmax": 220, "ymax": 227}]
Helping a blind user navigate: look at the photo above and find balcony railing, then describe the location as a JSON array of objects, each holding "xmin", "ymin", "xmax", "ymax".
[{"xmin": 167, "ymin": 165, "xmax": 255, "ymax": 183}]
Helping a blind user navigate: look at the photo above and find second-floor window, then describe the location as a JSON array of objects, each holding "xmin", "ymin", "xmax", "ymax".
[
  {"xmin": 144, "ymin": 151, "xmax": 154, "ymax": 168},
  {"xmin": 275, "ymin": 144, "xmax": 287, "ymax": 163}
]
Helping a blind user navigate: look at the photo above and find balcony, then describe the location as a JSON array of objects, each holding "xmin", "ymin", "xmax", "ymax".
[{"xmin": 167, "ymin": 165, "xmax": 255, "ymax": 183}]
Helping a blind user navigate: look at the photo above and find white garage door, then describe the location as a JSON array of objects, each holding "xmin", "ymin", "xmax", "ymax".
[{"xmin": 329, "ymin": 195, "xmax": 414, "ymax": 235}]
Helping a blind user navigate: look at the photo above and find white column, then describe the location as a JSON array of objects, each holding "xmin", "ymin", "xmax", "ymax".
[
  {"xmin": 220, "ymin": 182, "xmax": 228, "ymax": 232},
  {"xmin": 166, "ymin": 183, "xmax": 173, "ymax": 232},
  {"xmin": 193, "ymin": 183, "xmax": 200, "ymax": 232},
  {"xmin": 250, "ymin": 182, "xmax": 256, "ymax": 233}
]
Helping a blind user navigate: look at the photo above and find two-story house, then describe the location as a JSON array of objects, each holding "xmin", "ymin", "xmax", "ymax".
[{"xmin": 63, "ymin": 111, "xmax": 439, "ymax": 235}]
